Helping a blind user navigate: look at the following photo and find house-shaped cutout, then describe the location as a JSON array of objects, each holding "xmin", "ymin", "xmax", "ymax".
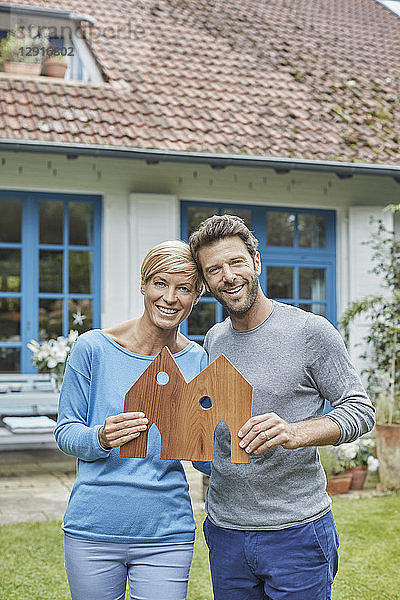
[{"xmin": 120, "ymin": 347, "xmax": 253, "ymax": 463}]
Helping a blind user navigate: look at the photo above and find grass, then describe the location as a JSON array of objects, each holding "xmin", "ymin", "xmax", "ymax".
[
  {"xmin": 0, "ymin": 497, "xmax": 399, "ymax": 599},
  {"xmin": 331, "ymin": 495, "xmax": 400, "ymax": 600},
  {"xmin": 187, "ymin": 512, "xmax": 212, "ymax": 600}
]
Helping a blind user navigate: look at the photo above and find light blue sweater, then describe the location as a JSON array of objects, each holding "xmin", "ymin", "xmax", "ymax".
[{"xmin": 55, "ymin": 330, "xmax": 208, "ymax": 544}]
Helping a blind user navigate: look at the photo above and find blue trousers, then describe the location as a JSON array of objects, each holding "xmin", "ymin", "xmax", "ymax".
[
  {"xmin": 203, "ymin": 511, "xmax": 339, "ymax": 600},
  {"xmin": 64, "ymin": 535, "xmax": 194, "ymax": 600}
]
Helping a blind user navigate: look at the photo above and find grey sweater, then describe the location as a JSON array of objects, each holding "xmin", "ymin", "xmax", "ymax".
[{"xmin": 203, "ymin": 301, "xmax": 375, "ymax": 530}]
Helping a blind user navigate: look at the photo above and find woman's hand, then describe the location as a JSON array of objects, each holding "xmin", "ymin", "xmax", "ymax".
[{"xmin": 98, "ymin": 412, "xmax": 149, "ymax": 449}]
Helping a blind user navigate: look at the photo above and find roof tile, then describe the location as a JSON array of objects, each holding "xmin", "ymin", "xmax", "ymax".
[{"xmin": 0, "ymin": 0, "xmax": 399, "ymax": 163}]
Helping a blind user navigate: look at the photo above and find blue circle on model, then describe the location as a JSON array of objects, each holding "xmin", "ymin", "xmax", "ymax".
[
  {"xmin": 156, "ymin": 371, "xmax": 169, "ymax": 385},
  {"xmin": 199, "ymin": 396, "xmax": 213, "ymax": 409}
]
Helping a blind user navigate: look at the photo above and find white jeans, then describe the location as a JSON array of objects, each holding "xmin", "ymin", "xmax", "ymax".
[{"xmin": 64, "ymin": 534, "xmax": 194, "ymax": 600}]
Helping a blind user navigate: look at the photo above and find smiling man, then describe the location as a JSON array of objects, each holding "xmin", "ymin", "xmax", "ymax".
[{"xmin": 189, "ymin": 214, "xmax": 375, "ymax": 600}]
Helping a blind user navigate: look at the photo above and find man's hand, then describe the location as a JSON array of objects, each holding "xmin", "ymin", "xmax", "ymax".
[
  {"xmin": 99, "ymin": 412, "xmax": 148, "ymax": 449},
  {"xmin": 238, "ymin": 413, "xmax": 341, "ymax": 455},
  {"xmin": 238, "ymin": 413, "xmax": 300, "ymax": 454}
]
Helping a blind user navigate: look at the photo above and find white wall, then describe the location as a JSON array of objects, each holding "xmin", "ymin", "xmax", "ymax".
[
  {"xmin": 102, "ymin": 194, "xmax": 130, "ymax": 327},
  {"xmin": 335, "ymin": 206, "xmax": 350, "ymax": 322},
  {"xmin": 101, "ymin": 193, "xmax": 179, "ymax": 326},
  {"xmin": 1, "ymin": 150, "xmax": 398, "ymax": 347},
  {"xmin": 127, "ymin": 194, "xmax": 179, "ymax": 320},
  {"xmin": 347, "ymin": 206, "xmax": 393, "ymax": 372}
]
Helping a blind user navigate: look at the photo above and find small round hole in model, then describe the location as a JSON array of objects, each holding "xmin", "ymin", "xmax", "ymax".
[
  {"xmin": 199, "ymin": 396, "xmax": 213, "ymax": 410},
  {"xmin": 156, "ymin": 371, "xmax": 169, "ymax": 385}
]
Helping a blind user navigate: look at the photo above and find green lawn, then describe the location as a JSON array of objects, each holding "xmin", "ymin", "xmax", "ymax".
[
  {"xmin": 331, "ymin": 495, "xmax": 400, "ymax": 600},
  {"xmin": 1, "ymin": 496, "xmax": 399, "ymax": 599}
]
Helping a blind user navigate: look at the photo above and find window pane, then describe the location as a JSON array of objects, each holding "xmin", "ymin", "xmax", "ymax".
[
  {"xmin": 40, "ymin": 250, "xmax": 63, "ymax": 293},
  {"xmin": 69, "ymin": 299, "xmax": 93, "ymax": 333},
  {"xmin": 267, "ymin": 266, "xmax": 293, "ymax": 298},
  {"xmin": 222, "ymin": 208, "xmax": 252, "ymax": 230},
  {"xmin": 0, "ymin": 249, "xmax": 21, "ymax": 292},
  {"xmin": 267, "ymin": 212, "xmax": 295, "ymax": 246},
  {"xmin": 69, "ymin": 251, "xmax": 93, "ymax": 294},
  {"xmin": 0, "ymin": 348, "xmax": 20, "ymax": 372},
  {"xmin": 298, "ymin": 214, "xmax": 326, "ymax": 248},
  {"xmin": 69, "ymin": 202, "xmax": 94, "ymax": 245},
  {"xmin": 187, "ymin": 207, "xmax": 216, "ymax": 238},
  {"xmin": 40, "ymin": 200, "xmax": 64, "ymax": 244},
  {"xmin": 0, "ymin": 198, "xmax": 21, "ymax": 242},
  {"xmin": 299, "ymin": 303, "xmax": 327, "ymax": 317},
  {"xmin": 39, "ymin": 299, "xmax": 63, "ymax": 341},
  {"xmin": 299, "ymin": 268, "xmax": 326, "ymax": 300},
  {"xmin": 188, "ymin": 302, "xmax": 216, "ymax": 336},
  {"xmin": 0, "ymin": 298, "xmax": 20, "ymax": 341}
]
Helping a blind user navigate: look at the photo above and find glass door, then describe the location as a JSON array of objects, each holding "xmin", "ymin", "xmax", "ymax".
[
  {"xmin": 0, "ymin": 192, "xmax": 101, "ymax": 373},
  {"xmin": 0, "ymin": 196, "xmax": 23, "ymax": 372},
  {"xmin": 263, "ymin": 208, "xmax": 336, "ymax": 320},
  {"xmin": 181, "ymin": 201, "xmax": 336, "ymax": 342}
]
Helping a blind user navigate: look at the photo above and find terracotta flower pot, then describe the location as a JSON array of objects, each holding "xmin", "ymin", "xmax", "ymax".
[
  {"xmin": 349, "ymin": 466, "xmax": 368, "ymax": 490},
  {"xmin": 44, "ymin": 58, "xmax": 67, "ymax": 78},
  {"xmin": 326, "ymin": 473, "xmax": 352, "ymax": 495},
  {"xmin": 3, "ymin": 62, "xmax": 42, "ymax": 76},
  {"xmin": 376, "ymin": 424, "xmax": 400, "ymax": 492}
]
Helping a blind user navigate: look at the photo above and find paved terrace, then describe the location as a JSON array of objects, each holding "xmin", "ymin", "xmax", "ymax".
[{"xmin": 0, "ymin": 449, "xmax": 205, "ymax": 525}]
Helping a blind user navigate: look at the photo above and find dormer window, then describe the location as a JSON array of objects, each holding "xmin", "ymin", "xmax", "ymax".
[{"xmin": 0, "ymin": 2, "xmax": 103, "ymax": 82}]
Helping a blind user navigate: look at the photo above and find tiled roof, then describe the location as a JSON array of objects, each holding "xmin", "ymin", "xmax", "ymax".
[{"xmin": 0, "ymin": 0, "xmax": 399, "ymax": 164}]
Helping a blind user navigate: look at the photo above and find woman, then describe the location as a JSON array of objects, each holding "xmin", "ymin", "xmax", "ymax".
[{"xmin": 55, "ymin": 241, "xmax": 206, "ymax": 600}]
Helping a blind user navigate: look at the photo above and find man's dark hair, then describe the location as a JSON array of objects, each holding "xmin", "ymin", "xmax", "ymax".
[{"xmin": 189, "ymin": 214, "xmax": 259, "ymax": 267}]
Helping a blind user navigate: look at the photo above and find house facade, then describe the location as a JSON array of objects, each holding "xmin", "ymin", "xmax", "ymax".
[{"xmin": 0, "ymin": 0, "xmax": 399, "ymax": 375}]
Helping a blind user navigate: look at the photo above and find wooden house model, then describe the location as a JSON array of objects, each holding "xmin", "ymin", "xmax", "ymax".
[{"xmin": 120, "ymin": 347, "xmax": 253, "ymax": 463}]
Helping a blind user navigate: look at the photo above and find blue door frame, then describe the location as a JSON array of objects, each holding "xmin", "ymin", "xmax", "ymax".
[{"xmin": 0, "ymin": 191, "xmax": 102, "ymax": 373}]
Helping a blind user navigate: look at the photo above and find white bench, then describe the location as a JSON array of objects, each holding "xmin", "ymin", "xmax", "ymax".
[{"xmin": 0, "ymin": 374, "xmax": 59, "ymax": 450}]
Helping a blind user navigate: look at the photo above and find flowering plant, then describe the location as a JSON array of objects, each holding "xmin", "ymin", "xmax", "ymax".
[
  {"xmin": 27, "ymin": 330, "xmax": 78, "ymax": 389},
  {"xmin": 332, "ymin": 434, "xmax": 376, "ymax": 470}
]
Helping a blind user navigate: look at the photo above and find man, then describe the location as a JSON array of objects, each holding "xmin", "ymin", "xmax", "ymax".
[{"xmin": 189, "ymin": 214, "xmax": 375, "ymax": 600}]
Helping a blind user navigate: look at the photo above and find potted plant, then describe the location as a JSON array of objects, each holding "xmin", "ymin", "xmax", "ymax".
[
  {"xmin": 319, "ymin": 446, "xmax": 352, "ymax": 495},
  {"xmin": 340, "ymin": 435, "xmax": 376, "ymax": 490},
  {"xmin": 27, "ymin": 330, "xmax": 78, "ymax": 391},
  {"xmin": 340, "ymin": 206, "xmax": 400, "ymax": 491},
  {"xmin": 44, "ymin": 47, "xmax": 68, "ymax": 78},
  {"xmin": 0, "ymin": 25, "xmax": 49, "ymax": 76}
]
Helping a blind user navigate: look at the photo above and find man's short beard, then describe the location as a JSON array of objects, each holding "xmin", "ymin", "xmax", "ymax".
[{"xmin": 214, "ymin": 275, "xmax": 259, "ymax": 316}]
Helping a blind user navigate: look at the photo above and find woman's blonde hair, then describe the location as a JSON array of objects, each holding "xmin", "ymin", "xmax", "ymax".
[{"xmin": 141, "ymin": 240, "xmax": 203, "ymax": 296}]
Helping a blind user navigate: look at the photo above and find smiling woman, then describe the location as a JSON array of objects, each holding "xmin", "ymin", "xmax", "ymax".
[
  {"xmin": 141, "ymin": 270, "xmax": 197, "ymax": 329},
  {"xmin": 54, "ymin": 240, "xmax": 207, "ymax": 600},
  {"xmin": 103, "ymin": 240, "xmax": 204, "ymax": 355},
  {"xmin": 139, "ymin": 242, "xmax": 203, "ymax": 337}
]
